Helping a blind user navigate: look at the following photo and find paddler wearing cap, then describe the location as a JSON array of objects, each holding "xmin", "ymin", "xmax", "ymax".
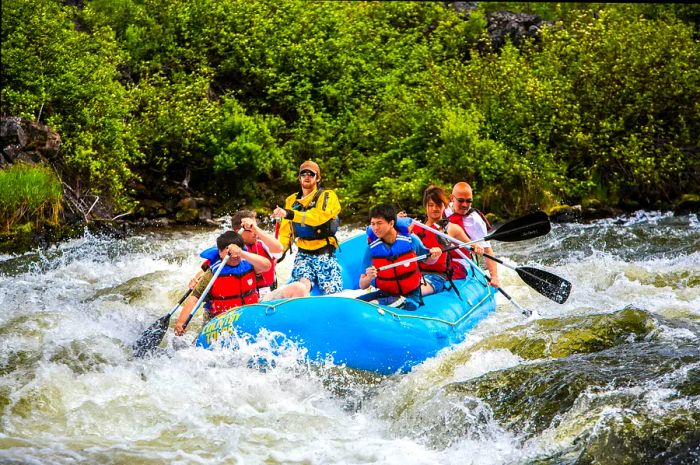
[{"xmin": 271, "ymin": 160, "xmax": 343, "ymax": 296}]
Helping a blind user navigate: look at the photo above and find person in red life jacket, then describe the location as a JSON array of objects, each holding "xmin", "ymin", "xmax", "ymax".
[
  {"xmin": 358, "ymin": 204, "xmax": 442, "ymax": 311},
  {"xmin": 411, "ymin": 185, "xmax": 484, "ymax": 296},
  {"xmin": 231, "ymin": 210, "xmax": 283, "ymax": 298},
  {"xmin": 187, "ymin": 210, "xmax": 284, "ymax": 299},
  {"xmin": 445, "ymin": 182, "xmax": 500, "ymax": 288},
  {"xmin": 174, "ymin": 231, "xmax": 271, "ymax": 336}
]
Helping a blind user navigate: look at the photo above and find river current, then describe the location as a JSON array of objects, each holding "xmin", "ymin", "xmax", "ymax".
[{"xmin": 1, "ymin": 211, "xmax": 699, "ymax": 464}]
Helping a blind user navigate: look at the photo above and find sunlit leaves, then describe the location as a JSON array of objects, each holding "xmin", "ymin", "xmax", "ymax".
[{"xmin": 2, "ymin": 0, "xmax": 697, "ymax": 217}]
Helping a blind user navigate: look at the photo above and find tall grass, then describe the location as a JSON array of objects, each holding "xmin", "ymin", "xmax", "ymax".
[{"xmin": 0, "ymin": 163, "xmax": 62, "ymax": 232}]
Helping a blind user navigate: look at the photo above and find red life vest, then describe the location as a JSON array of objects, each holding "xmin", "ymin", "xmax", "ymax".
[
  {"xmin": 447, "ymin": 213, "xmax": 478, "ymax": 256},
  {"xmin": 208, "ymin": 260, "xmax": 259, "ymax": 316},
  {"xmin": 448, "ymin": 208, "xmax": 492, "ymax": 234},
  {"xmin": 247, "ymin": 240, "xmax": 276, "ymax": 288},
  {"xmin": 366, "ymin": 221, "xmax": 421, "ymax": 296},
  {"xmin": 200, "ymin": 242, "xmax": 276, "ymax": 291},
  {"xmin": 412, "ymin": 223, "xmax": 467, "ymax": 280}
]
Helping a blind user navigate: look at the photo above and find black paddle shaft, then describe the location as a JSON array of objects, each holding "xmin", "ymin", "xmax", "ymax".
[{"xmin": 485, "ymin": 211, "xmax": 551, "ymax": 243}]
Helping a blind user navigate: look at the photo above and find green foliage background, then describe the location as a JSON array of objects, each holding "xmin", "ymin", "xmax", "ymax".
[{"xmin": 2, "ymin": 1, "xmax": 698, "ymax": 220}]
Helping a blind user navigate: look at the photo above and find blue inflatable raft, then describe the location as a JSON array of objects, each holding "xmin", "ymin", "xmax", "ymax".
[{"xmin": 194, "ymin": 233, "xmax": 497, "ymax": 374}]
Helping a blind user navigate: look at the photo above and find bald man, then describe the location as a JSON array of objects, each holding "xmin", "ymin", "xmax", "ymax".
[{"xmin": 445, "ymin": 182, "xmax": 500, "ymax": 288}]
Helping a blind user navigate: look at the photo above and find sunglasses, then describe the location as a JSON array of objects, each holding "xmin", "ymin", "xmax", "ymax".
[
  {"xmin": 455, "ymin": 197, "xmax": 473, "ymax": 204},
  {"xmin": 299, "ymin": 170, "xmax": 316, "ymax": 178}
]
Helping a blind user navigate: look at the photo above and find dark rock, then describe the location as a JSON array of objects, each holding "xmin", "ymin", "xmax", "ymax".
[
  {"xmin": 178, "ymin": 197, "xmax": 198, "ymax": 210},
  {"xmin": 675, "ymin": 194, "xmax": 700, "ymax": 215},
  {"xmin": 620, "ymin": 199, "xmax": 641, "ymax": 211},
  {"xmin": 486, "ymin": 11, "xmax": 553, "ymax": 51},
  {"xmin": 175, "ymin": 208, "xmax": 200, "ymax": 223},
  {"xmin": 151, "ymin": 217, "xmax": 174, "ymax": 227},
  {"xmin": 0, "ymin": 117, "xmax": 28, "ymax": 147},
  {"xmin": 446, "ymin": 2, "xmax": 478, "ymax": 18},
  {"xmin": 1, "ymin": 117, "xmax": 61, "ymax": 167},
  {"xmin": 198, "ymin": 207, "xmax": 212, "ymax": 222},
  {"xmin": 580, "ymin": 206, "xmax": 623, "ymax": 221},
  {"xmin": 135, "ymin": 199, "xmax": 165, "ymax": 218},
  {"xmin": 547, "ymin": 204, "xmax": 582, "ymax": 223},
  {"xmin": 164, "ymin": 198, "xmax": 179, "ymax": 214}
]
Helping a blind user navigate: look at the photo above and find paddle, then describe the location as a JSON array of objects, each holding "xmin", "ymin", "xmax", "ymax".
[
  {"xmin": 179, "ymin": 253, "xmax": 230, "ymax": 333},
  {"xmin": 132, "ymin": 288, "xmax": 192, "ymax": 358},
  {"xmin": 453, "ymin": 210, "xmax": 551, "ymax": 246},
  {"xmin": 444, "ymin": 244, "xmax": 535, "ymax": 316},
  {"xmin": 450, "ymin": 244, "xmax": 533, "ymax": 317},
  {"xmin": 485, "ymin": 277, "xmax": 532, "ymax": 316},
  {"xmin": 377, "ymin": 244, "xmax": 463, "ymax": 271},
  {"xmin": 412, "ymin": 217, "xmax": 572, "ymax": 304},
  {"xmin": 481, "ymin": 252, "xmax": 571, "ymax": 304}
]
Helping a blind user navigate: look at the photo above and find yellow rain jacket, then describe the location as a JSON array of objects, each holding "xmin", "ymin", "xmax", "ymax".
[{"xmin": 278, "ymin": 187, "xmax": 341, "ymax": 253}]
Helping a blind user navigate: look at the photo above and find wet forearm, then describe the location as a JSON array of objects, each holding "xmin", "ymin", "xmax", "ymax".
[{"xmin": 255, "ymin": 226, "xmax": 283, "ymax": 254}]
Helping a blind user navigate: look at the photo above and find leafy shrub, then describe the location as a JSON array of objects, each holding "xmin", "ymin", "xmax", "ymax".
[
  {"xmin": 2, "ymin": 1, "xmax": 697, "ymax": 221},
  {"xmin": 2, "ymin": 0, "xmax": 138, "ymax": 211}
]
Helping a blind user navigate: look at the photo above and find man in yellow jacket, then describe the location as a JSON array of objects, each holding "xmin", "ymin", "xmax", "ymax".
[{"xmin": 271, "ymin": 160, "xmax": 343, "ymax": 296}]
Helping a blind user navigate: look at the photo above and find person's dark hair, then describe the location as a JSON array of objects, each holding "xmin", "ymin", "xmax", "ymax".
[
  {"xmin": 423, "ymin": 185, "xmax": 449, "ymax": 207},
  {"xmin": 231, "ymin": 209, "xmax": 256, "ymax": 230},
  {"xmin": 369, "ymin": 204, "xmax": 397, "ymax": 225},
  {"xmin": 216, "ymin": 230, "xmax": 244, "ymax": 251}
]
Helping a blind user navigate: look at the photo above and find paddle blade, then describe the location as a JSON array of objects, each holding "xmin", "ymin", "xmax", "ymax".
[
  {"xmin": 516, "ymin": 266, "xmax": 572, "ymax": 304},
  {"xmin": 132, "ymin": 314, "xmax": 171, "ymax": 358},
  {"xmin": 486, "ymin": 211, "xmax": 551, "ymax": 243}
]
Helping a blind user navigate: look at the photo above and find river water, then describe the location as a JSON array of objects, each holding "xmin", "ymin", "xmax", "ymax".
[{"xmin": 1, "ymin": 211, "xmax": 699, "ymax": 465}]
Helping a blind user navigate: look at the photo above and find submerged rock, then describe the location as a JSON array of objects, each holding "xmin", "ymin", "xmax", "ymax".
[
  {"xmin": 441, "ymin": 308, "xmax": 700, "ymax": 463},
  {"xmin": 473, "ymin": 307, "xmax": 658, "ymax": 360}
]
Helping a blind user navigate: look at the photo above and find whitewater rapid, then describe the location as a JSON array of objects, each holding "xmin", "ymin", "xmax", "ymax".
[{"xmin": 1, "ymin": 211, "xmax": 698, "ymax": 464}]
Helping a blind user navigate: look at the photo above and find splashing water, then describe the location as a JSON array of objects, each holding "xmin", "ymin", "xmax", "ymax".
[{"xmin": 1, "ymin": 212, "xmax": 699, "ymax": 464}]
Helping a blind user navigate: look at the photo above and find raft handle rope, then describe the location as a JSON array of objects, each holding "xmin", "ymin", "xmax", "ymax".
[{"xmin": 200, "ymin": 292, "xmax": 493, "ymax": 339}]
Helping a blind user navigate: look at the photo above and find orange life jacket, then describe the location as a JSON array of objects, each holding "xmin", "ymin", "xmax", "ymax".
[
  {"xmin": 208, "ymin": 260, "xmax": 259, "ymax": 316},
  {"xmin": 366, "ymin": 223, "xmax": 421, "ymax": 296}
]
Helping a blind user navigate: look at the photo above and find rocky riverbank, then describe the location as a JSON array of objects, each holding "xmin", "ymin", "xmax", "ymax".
[{"xmin": 2, "ymin": 114, "xmax": 699, "ymax": 255}]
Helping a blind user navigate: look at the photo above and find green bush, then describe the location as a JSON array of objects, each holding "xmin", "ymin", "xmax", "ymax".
[
  {"xmin": 209, "ymin": 95, "xmax": 293, "ymax": 199},
  {"xmin": 1, "ymin": 0, "xmax": 138, "ymax": 211},
  {"xmin": 530, "ymin": 6, "xmax": 700, "ymax": 203},
  {"xmin": 2, "ymin": 1, "xmax": 697, "ymax": 221}
]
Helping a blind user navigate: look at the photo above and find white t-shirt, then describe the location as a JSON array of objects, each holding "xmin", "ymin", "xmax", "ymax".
[{"xmin": 445, "ymin": 204, "xmax": 491, "ymax": 248}]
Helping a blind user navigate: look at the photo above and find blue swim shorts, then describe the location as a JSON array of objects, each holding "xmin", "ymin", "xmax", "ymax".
[
  {"xmin": 422, "ymin": 273, "xmax": 447, "ymax": 294},
  {"xmin": 291, "ymin": 251, "xmax": 344, "ymax": 295}
]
